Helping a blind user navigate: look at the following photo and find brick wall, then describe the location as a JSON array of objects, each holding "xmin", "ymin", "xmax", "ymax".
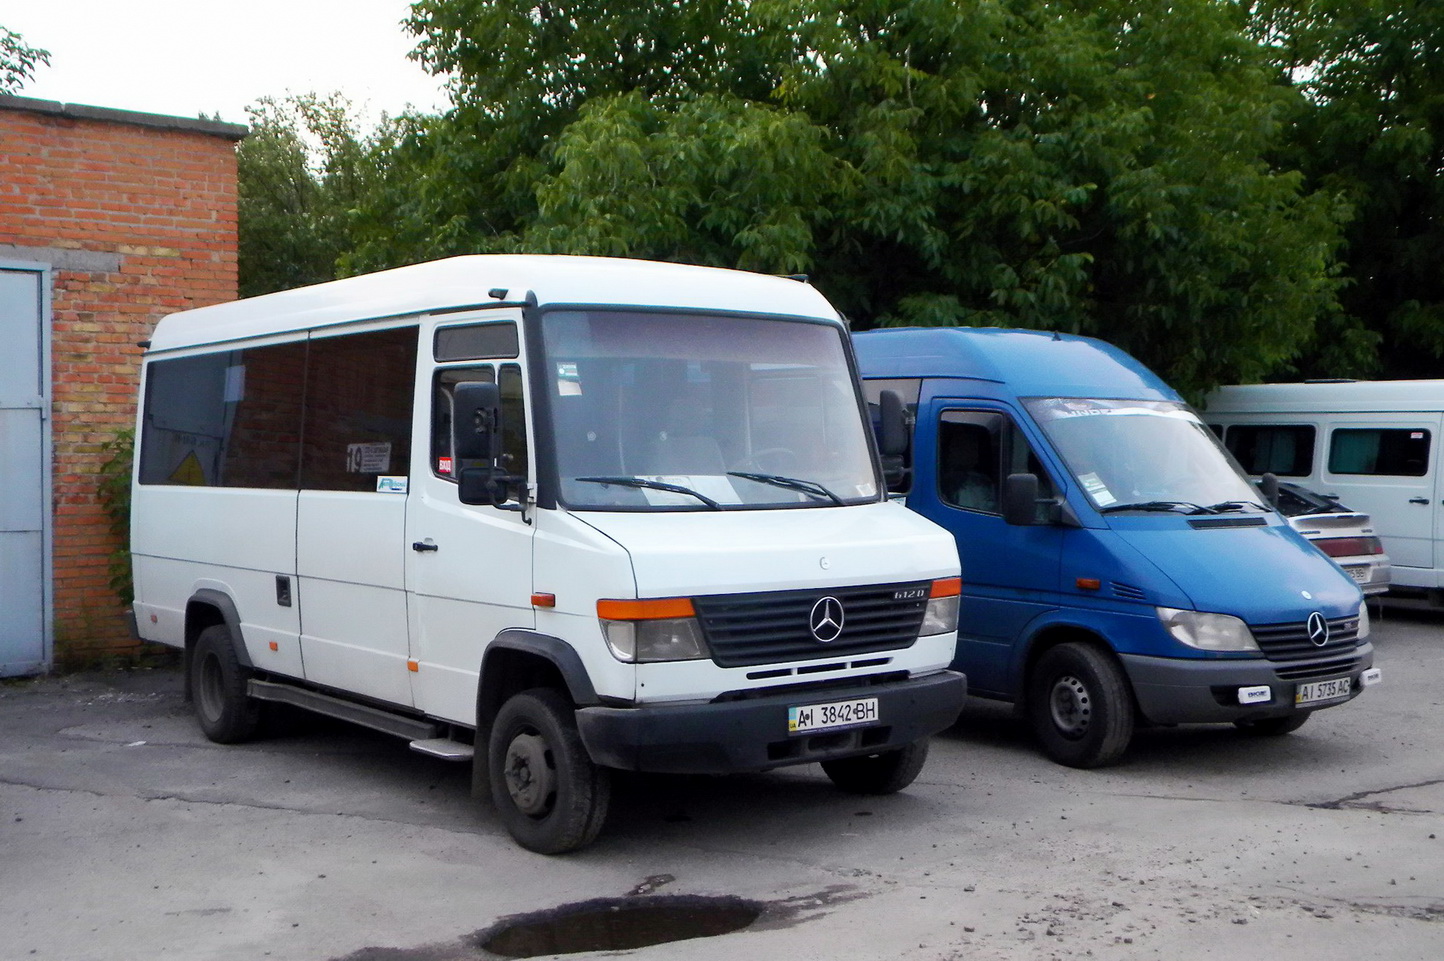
[{"xmin": 0, "ymin": 95, "xmax": 245, "ymax": 666}]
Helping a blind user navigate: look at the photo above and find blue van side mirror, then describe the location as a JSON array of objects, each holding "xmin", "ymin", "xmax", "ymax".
[{"xmin": 1003, "ymin": 472, "xmax": 1041, "ymax": 526}]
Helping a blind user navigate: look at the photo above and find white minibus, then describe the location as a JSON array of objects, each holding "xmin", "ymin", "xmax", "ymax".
[
  {"xmin": 131, "ymin": 255, "xmax": 966, "ymax": 853},
  {"xmin": 1206, "ymin": 380, "xmax": 1443, "ymax": 601}
]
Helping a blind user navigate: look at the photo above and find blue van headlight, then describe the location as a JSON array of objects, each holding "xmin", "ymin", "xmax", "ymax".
[
  {"xmin": 1156, "ymin": 607, "xmax": 1260, "ymax": 652},
  {"xmin": 1357, "ymin": 604, "xmax": 1370, "ymax": 640}
]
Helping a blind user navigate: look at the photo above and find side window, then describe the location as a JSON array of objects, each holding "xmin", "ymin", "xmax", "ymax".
[
  {"xmin": 139, "ymin": 341, "xmax": 306, "ymax": 488},
  {"xmin": 1328, "ymin": 428, "xmax": 1431, "ymax": 477},
  {"xmin": 1223, "ymin": 424, "xmax": 1316, "ymax": 476},
  {"xmin": 861, "ymin": 378, "xmax": 922, "ymax": 494},
  {"xmin": 433, "ymin": 364, "xmax": 529, "ymax": 492},
  {"xmin": 300, "ymin": 326, "xmax": 418, "ymax": 491},
  {"xmin": 938, "ymin": 410, "xmax": 1056, "ymax": 517}
]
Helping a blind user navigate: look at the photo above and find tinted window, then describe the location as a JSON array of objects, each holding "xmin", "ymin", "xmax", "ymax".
[
  {"xmin": 432, "ymin": 363, "xmax": 529, "ymax": 489},
  {"xmin": 300, "ymin": 326, "xmax": 418, "ymax": 491},
  {"xmin": 434, "ymin": 322, "xmax": 519, "ymax": 362},
  {"xmin": 1223, "ymin": 424, "xmax": 1316, "ymax": 476},
  {"xmin": 139, "ymin": 341, "xmax": 306, "ymax": 488},
  {"xmin": 938, "ymin": 410, "xmax": 1056, "ymax": 518},
  {"xmin": 1328, "ymin": 428, "xmax": 1431, "ymax": 477}
]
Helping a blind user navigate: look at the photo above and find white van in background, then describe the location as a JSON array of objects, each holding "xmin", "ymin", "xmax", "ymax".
[
  {"xmin": 1206, "ymin": 380, "xmax": 1441, "ymax": 602},
  {"xmin": 130, "ymin": 255, "xmax": 966, "ymax": 853}
]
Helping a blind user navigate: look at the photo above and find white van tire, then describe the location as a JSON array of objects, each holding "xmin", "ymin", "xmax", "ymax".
[
  {"xmin": 191, "ymin": 624, "xmax": 262, "ymax": 744},
  {"xmin": 488, "ymin": 688, "xmax": 611, "ymax": 854},
  {"xmin": 1028, "ymin": 642, "xmax": 1134, "ymax": 768},
  {"xmin": 821, "ymin": 738, "xmax": 929, "ymax": 794}
]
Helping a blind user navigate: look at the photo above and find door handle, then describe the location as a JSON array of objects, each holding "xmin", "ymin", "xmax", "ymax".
[
  {"xmin": 412, "ymin": 541, "xmax": 439, "ymax": 552},
  {"xmin": 1409, "ymin": 497, "xmax": 1429, "ymax": 505}
]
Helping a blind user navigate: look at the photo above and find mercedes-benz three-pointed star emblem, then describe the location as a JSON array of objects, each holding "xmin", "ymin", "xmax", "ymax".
[
  {"xmin": 1307, "ymin": 611, "xmax": 1329, "ymax": 647},
  {"xmin": 809, "ymin": 596, "xmax": 845, "ymax": 643}
]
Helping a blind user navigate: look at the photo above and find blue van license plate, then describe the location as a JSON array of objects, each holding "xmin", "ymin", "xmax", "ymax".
[{"xmin": 1295, "ymin": 677, "xmax": 1352, "ymax": 705}]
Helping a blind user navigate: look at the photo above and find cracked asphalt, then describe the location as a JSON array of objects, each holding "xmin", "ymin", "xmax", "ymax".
[{"xmin": 2, "ymin": 607, "xmax": 1441, "ymax": 961}]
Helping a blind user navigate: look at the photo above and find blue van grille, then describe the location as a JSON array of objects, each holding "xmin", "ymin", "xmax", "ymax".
[
  {"xmin": 1251, "ymin": 616, "xmax": 1361, "ymax": 662},
  {"xmin": 693, "ymin": 582, "xmax": 929, "ymax": 668}
]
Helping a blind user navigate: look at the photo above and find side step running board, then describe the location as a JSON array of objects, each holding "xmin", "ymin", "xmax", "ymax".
[
  {"xmin": 409, "ymin": 738, "xmax": 475, "ymax": 761},
  {"xmin": 248, "ymin": 679, "xmax": 442, "ymax": 742}
]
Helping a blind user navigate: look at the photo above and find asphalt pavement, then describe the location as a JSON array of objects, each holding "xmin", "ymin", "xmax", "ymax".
[{"xmin": 2, "ymin": 606, "xmax": 1441, "ymax": 961}]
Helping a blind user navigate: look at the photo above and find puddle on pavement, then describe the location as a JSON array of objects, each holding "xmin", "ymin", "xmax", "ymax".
[{"xmin": 476, "ymin": 895, "xmax": 762, "ymax": 957}]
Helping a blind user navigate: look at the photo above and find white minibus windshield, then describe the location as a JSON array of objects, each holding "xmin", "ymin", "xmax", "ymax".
[
  {"xmin": 542, "ymin": 310, "xmax": 879, "ymax": 510},
  {"xmin": 1025, "ymin": 397, "xmax": 1264, "ymax": 515}
]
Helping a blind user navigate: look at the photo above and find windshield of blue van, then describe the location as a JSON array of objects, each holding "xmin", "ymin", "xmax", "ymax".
[
  {"xmin": 1024, "ymin": 398, "xmax": 1265, "ymax": 515},
  {"xmin": 541, "ymin": 310, "xmax": 879, "ymax": 510}
]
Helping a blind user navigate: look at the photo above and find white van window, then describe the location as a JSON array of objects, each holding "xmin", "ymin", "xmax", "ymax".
[
  {"xmin": 300, "ymin": 326, "xmax": 418, "ymax": 491},
  {"xmin": 1223, "ymin": 424, "xmax": 1316, "ymax": 476},
  {"xmin": 543, "ymin": 310, "xmax": 878, "ymax": 510},
  {"xmin": 139, "ymin": 340, "xmax": 306, "ymax": 488},
  {"xmin": 1328, "ymin": 428, "xmax": 1431, "ymax": 477},
  {"xmin": 434, "ymin": 322, "xmax": 519, "ymax": 362},
  {"xmin": 432, "ymin": 364, "xmax": 529, "ymax": 486}
]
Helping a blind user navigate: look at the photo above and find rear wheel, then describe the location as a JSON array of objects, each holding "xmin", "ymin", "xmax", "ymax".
[
  {"xmin": 1234, "ymin": 713, "xmax": 1311, "ymax": 736},
  {"xmin": 488, "ymin": 688, "xmax": 611, "ymax": 854},
  {"xmin": 821, "ymin": 739, "xmax": 929, "ymax": 795},
  {"xmin": 1028, "ymin": 642, "xmax": 1134, "ymax": 768},
  {"xmin": 191, "ymin": 624, "xmax": 261, "ymax": 744}
]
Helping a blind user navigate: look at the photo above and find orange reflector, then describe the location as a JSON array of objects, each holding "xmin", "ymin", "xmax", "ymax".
[
  {"xmin": 268, "ymin": 641, "xmax": 279, "ymax": 652},
  {"xmin": 1076, "ymin": 577, "xmax": 1102, "ymax": 591},
  {"xmin": 930, "ymin": 577, "xmax": 962, "ymax": 598},
  {"xmin": 596, "ymin": 597, "xmax": 696, "ymax": 621},
  {"xmin": 407, "ymin": 659, "xmax": 419, "ymax": 673},
  {"xmin": 531, "ymin": 593, "xmax": 557, "ymax": 608}
]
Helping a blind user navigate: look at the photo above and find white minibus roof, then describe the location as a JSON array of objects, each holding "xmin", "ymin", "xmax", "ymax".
[
  {"xmin": 1207, "ymin": 380, "xmax": 1444, "ymax": 416},
  {"xmin": 147, "ymin": 255, "xmax": 840, "ymax": 353}
]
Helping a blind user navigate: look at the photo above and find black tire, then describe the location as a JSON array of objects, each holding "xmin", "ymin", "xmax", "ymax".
[
  {"xmin": 191, "ymin": 624, "xmax": 262, "ymax": 744},
  {"xmin": 1234, "ymin": 712, "xmax": 1311, "ymax": 736},
  {"xmin": 821, "ymin": 739, "xmax": 930, "ymax": 795},
  {"xmin": 1028, "ymin": 642, "xmax": 1134, "ymax": 769},
  {"xmin": 488, "ymin": 688, "xmax": 611, "ymax": 854}
]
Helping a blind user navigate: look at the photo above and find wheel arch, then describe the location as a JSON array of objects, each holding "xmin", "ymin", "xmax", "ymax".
[
  {"xmin": 1016, "ymin": 621, "xmax": 1129, "ymax": 713},
  {"xmin": 183, "ymin": 589, "xmax": 250, "ymax": 701},
  {"xmin": 476, "ymin": 630, "xmax": 599, "ymax": 731}
]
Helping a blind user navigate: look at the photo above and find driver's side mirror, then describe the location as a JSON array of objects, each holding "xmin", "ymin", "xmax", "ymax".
[
  {"xmin": 452, "ymin": 381, "xmax": 509, "ymax": 507},
  {"xmin": 1003, "ymin": 472, "xmax": 1041, "ymax": 526},
  {"xmin": 877, "ymin": 389, "xmax": 911, "ymax": 492}
]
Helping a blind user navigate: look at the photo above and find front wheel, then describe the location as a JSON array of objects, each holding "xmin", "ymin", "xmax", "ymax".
[
  {"xmin": 821, "ymin": 739, "xmax": 929, "ymax": 795},
  {"xmin": 1234, "ymin": 713, "xmax": 1311, "ymax": 736},
  {"xmin": 1027, "ymin": 642, "xmax": 1134, "ymax": 769},
  {"xmin": 488, "ymin": 688, "xmax": 611, "ymax": 854}
]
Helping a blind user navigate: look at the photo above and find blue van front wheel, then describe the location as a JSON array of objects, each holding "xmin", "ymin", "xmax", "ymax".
[{"xmin": 1028, "ymin": 643, "xmax": 1134, "ymax": 769}]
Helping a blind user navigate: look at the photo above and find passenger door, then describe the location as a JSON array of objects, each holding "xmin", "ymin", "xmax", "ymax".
[
  {"xmin": 295, "ymin": 323, "xmax": 419, "ymax": 706},
  {"xmin": 1321, "ymin": 418, "xmax": 1441, "ymax": 578},
  {"xmin": 405, "ymin": 317, "xmax": 537, "ymax": 724},
  {"xmin": 922, "ymin": 401, "xmax": 1064, "ymax": 696}
]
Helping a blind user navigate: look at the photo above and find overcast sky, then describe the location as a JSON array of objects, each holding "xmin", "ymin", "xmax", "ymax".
[{"xmin": 4, "ymin": 0, "xmax": 450, "ymax": 126}]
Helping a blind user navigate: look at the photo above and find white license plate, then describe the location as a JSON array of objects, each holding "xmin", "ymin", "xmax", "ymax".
[
  {"xmin": 788, "ymin": 697, "xmax": 879, "ymax": 734},
  {"xmin": 1296, "ymin": 676, "xmax": 1352, "ymax": 705},
  {"xmin": 1345, "ymin": 565, "xmax": 1369, "ymax": 582}
]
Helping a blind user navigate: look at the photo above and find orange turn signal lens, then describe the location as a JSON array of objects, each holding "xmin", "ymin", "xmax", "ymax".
[
  {"xmin": 596, "ymin": 597, "xmax": 696, "ymax": 621},
  {"xmin": 929, "ymin": 577, "xmax": 962, "ymax": 599}
]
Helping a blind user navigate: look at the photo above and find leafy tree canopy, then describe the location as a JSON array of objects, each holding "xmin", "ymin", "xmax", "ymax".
[{"xmin": 1, "ymin": 25, "xmax": 50, "ymax": 93}]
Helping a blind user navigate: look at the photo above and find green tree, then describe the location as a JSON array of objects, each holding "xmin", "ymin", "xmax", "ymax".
[
  {"xmin": 237, "ymin": 94, "xmax": 394, "ymax": 296},
  {"xmin": 1, "ymin": 26, "xmax": 50, "ymax": 93},
  {"xmin": 1257, "ymin": 0, "xmax": 1444, "ymax": 379}
]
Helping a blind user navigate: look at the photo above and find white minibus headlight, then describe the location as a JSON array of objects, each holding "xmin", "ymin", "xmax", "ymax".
[
  {"xmin": 1156, "ymin": 607, "xmax": 1259, "ymax": 652},
  {"xmin": 597, "ymin": 598, "xmax": 710, "ymax": 663},
  {"xmin": 921, "ymin": 577, "xmax": 962, "ymax": 635},
  {"xmin": 1357, "ymin": 603, "xmax": 1370, "ymax": 640}
]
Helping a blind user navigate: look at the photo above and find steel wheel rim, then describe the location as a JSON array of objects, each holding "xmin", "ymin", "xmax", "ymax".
[
  {"xmin": 503, "ymin": 731, "xmax": 556, "ymax": 817},
  {"xmin": 1049, "ymin": 675, "xmax": 1092, "ymax": 738}
]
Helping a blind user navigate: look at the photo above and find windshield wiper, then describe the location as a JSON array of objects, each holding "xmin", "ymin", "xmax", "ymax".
[
  {"xmin": 1099, "ymin": 500, "xmax": 1216, "ymax": 515},
  {"xmin": 1204, "ymin": 500, "xmax": 1270, "ymax": 514},
  {"xmin": 574, "ymin": 476, "xmax": 722, "ymax": 509},
  {"xmin": 727, "ymin": 471, "xmax": 845, "ymax": 506}
]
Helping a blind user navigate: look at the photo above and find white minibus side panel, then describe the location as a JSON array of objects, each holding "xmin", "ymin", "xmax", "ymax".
[{"xmin": 1320, "ymin": 415, "xmax": 1441, "ymax": 582}]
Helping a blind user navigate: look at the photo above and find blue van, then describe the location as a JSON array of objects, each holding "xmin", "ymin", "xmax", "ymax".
[{"xmin": 855, "ymin": 327, "xmax": 1381, "ymax": 767}]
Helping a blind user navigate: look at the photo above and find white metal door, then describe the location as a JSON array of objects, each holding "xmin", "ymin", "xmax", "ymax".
[{"xmin": 0, "ymin": 263, "xmax": 51, "ymax": 676}]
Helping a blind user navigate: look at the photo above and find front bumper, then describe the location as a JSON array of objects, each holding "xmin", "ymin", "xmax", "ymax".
[
  {"xmin": 575, "ymin": 669, "xmax": 967, "ymax": 774},
  {"xmin": 1123, "ymin": 643, "xmax": 1376, "ymax": 724}
]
